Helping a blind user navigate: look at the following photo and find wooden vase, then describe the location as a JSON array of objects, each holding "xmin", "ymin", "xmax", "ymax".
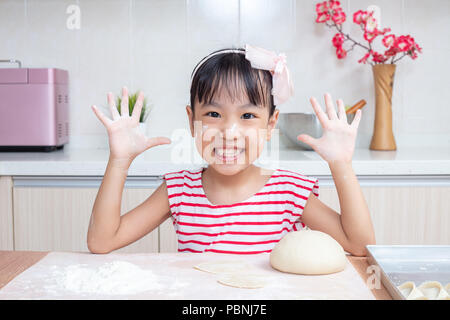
[{"xmin": 370, "ymin": 64, "xmax": 397, "ymax": 151}]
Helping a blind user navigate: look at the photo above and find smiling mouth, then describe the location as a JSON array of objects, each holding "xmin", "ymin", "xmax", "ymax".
[{"xmin": 213, "ymin": 147, "xmax": 245, "ymax": 162}]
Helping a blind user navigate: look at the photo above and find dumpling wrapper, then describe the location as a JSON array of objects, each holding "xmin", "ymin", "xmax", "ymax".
[
  {"xmin": 193, "ymin": 260, "xmax": 255, "ymax": 275},
  {"xmin": 217, "ymin": 274, "xmax": 267, "ymax": 289},
  {"xmin": 397, "ymin": 281, "xmax": 426, "ymax": 300},
  {"xmin": 418, "ymin": 281, "xmax": 449, "ymax": 300}
]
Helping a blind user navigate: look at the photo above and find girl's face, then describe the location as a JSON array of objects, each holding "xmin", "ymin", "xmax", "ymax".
[{"xmin": 186, "ymin": 86, "xmax": 279, "ymax": 176}]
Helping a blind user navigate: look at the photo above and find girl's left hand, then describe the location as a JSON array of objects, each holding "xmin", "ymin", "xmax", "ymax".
[{"xmin": 297, "ymin": 93, "xmax": 361, "ymax": 164}]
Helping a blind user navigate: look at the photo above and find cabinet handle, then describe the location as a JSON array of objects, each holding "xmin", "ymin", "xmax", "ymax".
[{"xmin": 13, "ymin": 176, "xmax": 163, "ymax": 188}]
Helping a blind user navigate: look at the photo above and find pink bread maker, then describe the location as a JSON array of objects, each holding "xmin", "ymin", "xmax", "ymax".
[{"xmin": 0, "ymin": 59, "xmax": 69, "ymax": 152}]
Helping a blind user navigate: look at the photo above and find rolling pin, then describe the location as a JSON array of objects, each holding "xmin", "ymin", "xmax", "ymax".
[{"xmin": 346, "ymin": 99, "xmax": 366, "ymax": 114}]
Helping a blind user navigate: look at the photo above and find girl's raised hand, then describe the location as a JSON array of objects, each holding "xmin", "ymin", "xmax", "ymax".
[
  {"xmin": 91, "ymin": 87, "xmax": 171, "ymax": 169},
  {"xmin": 297, "ymin": 93, "xmax": 361, "ymax": 164}
]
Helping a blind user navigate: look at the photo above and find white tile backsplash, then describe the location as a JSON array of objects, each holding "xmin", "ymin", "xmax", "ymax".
[
  {"xmin": 240, "ymin": 0, "xmax": 297, "ymax": 51},
  {"xmin": 404, "ymin": 0, "xmax": 450, "ymax": 51},
  {"xmin": 0, "ymin": 0, "xmax": 448, "ymax": 149},
  {"xmin": 187, "ymin": 0, "xmax": 240, "ymax": 50},
  {"xmin": 77, "ymin": 0, "xmax": 133, "ymax": 135},
  {"xmin": 132, "ymin": 0, "xmax": 187, "ymax": 54},
  {"xmin": 0, "ymin": 0, "xmax": 27, "ymax": 63}
]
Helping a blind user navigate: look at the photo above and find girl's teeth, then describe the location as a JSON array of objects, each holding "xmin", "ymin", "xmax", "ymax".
[{"xmin": 215, "ymin": 148, "xmax": 244, "ymax": 157}]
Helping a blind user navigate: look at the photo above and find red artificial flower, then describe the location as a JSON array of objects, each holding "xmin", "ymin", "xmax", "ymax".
[
  {"xmin": 364, "ymin": 14, "xmax": 378, "ymax": 33},
  {"xmin": 406, "ymin": 37, "xmax": 422, "ymax": 59},
  {"xmin": 383, "ymin": 35, "xmax": 422, "ymax": 60},
  {"xmin": 316, "ymin": 1, "xmax": 328, "ymax": 13},
  {"xmin": 332, "ymin": 33, "xmax": 345, "ymax": 47},
  {"xmin": 363, "ymin": 26, "xmax": 390, "ymax": 43},
  {"xmin": 336, "ymin": 46, "xmax": 347, "ymax": 59},
  {"xmin": 378, "ymin": 27, "xmax": 392, "ymax": 35},
  {"xmin": 358, "ymin": 51, "xmax": 371, "ymax": 64},
  {"xmin": 316, "ymin": 11, "xmax": 331, "ymax": 23},
  {"xmin": 364, "ymin": 30, "xmax": 378, "ymax": 43},
  {"xmin": 413, "ymin": 41, "xmax": 423, "ymax": 54},
  {"xmin": 316, "ymin": 0, "xmax": 344, "ymax": 24},
  {"xmin": 384, "ymin": 46, "xmax": 398, "ymax": 57},
  {"xmin": 328, "ymin": 0, "xmax": 342, "ymax": 11},
  {"xmin": 353, "ymin": 10, "xmax": 371, "ymax": 25},
  {"xmin": 382, "ymin": 34, "xmax": 396, "ymax": 47},
  {"xmin": 371, "ymin": 51, "xmax": 387, "ymax": 63},
  {"xmin": 394, "ymin": 35, "xmax": 414, "ymax": 52},
  {"xmin": 332, "ymin": 8, "xmax": 346, "ymax": 24}
]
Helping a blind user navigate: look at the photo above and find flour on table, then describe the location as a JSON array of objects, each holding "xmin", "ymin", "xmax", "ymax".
[{"xmin": 45, "ymin": 260, "xmax": 164, "ymax": 295}]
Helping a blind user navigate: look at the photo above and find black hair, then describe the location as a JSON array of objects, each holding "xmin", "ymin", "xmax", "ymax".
[{"xmin": 190, "ymin": 47, "xmax": 275, "ymax": 118}]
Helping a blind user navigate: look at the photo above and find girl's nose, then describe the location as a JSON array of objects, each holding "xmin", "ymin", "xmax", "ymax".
[
  {"xmin": 222, "ymin": 123, "xmax": 247, "ymax": 149},
  {"xmin": 222, "ymin": 122, "xmax": 240, "ymax": 138}
]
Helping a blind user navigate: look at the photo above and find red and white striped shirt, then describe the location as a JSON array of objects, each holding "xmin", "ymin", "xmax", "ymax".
[{"xmin": 163, "ymin": 167, "xmax": 319, "ymax": 254}]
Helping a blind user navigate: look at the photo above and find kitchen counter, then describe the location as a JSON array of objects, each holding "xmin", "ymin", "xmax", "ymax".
[
  {"xmin": 0, "ymin": 250, "xmax": 392, "ymax": 300},
  {"xmin": 1, "ymin": 144, "xmax": 450, "ymax": 177}
]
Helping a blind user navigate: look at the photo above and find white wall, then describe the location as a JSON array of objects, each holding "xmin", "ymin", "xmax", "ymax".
[{"xmin": 0, "ymin": 0, "xmax": 449, "ymax": 149}]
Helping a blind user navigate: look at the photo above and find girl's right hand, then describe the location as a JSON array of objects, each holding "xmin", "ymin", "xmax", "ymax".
[{"xmin": 91, "ymin": 86, "xmax": 171, "ymax": 169}]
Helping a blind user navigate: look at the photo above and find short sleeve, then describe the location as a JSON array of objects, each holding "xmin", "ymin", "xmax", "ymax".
[
  {"xmin": 311, "ymin": 177, "xmax": 319, "ymax": 197},
  {"xmin": 292, "ymin": 175, "xmax": 319, "ymax": 231}
]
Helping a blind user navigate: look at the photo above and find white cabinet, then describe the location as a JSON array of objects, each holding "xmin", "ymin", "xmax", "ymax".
[
  {"xmin": 11, "ymin": 176, "xmax": 160, "ymax": 253},
  {"xmin": 319, "ymin": 183, "xmax": 450, "ymax": 245}
]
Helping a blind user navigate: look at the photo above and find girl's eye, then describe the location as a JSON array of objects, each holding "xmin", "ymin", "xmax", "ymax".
[
  {"xmin": 206, "ymin": 111, "xmax": 220, "ymax": 118},
  {"xmin": 242, "ymin": 113, "xmax": 256, "ymax": 120}
]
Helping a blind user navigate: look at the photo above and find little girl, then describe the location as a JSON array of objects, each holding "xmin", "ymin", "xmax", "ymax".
[{"xmin": 88, "ymin": 44, "xmax": 375, "ymax": 256}]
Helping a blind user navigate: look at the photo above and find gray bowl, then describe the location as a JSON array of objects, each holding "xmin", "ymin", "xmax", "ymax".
[{"xmin": 278, "ymin": 112, "xmax": 355, "ymax": 150}]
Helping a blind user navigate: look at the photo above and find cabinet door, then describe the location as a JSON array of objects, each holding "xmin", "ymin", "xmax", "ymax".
[
  {"xmin": 13, "ymin": 185, "xmax": 159, "ymax": 253},
  {"xmin": 318, "ymin": 186, "xmax": 450, "ymax": 245},
  {"xmin": 0, "ymin": 176, "xmax": 14, "ymax": 250}
]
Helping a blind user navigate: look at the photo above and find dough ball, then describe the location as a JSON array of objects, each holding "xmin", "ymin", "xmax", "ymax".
[{"xmin": 270, "ymin": 230, "xmax": 347, "ymax": 275}]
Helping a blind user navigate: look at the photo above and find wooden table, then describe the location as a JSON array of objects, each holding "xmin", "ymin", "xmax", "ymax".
[{"xmin": 0, "ymin": 250, "xmax": 392, "ymax": 300}]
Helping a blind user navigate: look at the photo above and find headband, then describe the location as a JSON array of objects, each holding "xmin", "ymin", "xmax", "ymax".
[{"xmin": 190, "ymin": 44, "xmax": 294, "ymax": 105}]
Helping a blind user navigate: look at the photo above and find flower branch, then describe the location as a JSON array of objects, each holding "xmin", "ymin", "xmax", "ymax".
[{"xmin": 315, "ymin": 0, "xmax": 422, "ymax": 65}]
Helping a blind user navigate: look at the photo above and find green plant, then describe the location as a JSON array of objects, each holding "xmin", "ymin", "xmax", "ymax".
[{"xmin": 116, "ymin": 91, "xmax": 152, "ymax": 123}]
